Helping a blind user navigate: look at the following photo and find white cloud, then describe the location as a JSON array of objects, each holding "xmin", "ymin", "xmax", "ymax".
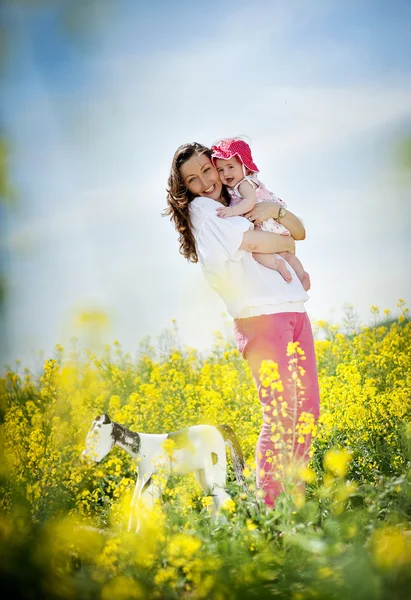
[{"xmin": 3, "ymin": 1, "xmax": 411, "ymax": 367}]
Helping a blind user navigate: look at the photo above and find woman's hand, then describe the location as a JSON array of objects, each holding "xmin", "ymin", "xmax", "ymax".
[
  {"xmin": 244, "ymin": 202, "xmax": 279, "ymax": 225},
  {"xmin": 244, "ymin": 202, "xmax": 306, "ymax": 240}
]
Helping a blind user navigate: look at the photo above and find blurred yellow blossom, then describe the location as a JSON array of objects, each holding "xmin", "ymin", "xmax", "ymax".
[
  {"xmin": 324, "ymin": 449, "xmax": 352, "ymax": 478},
  {"xmin": 101, "ymin": 576, "xmax": 144, "ymax": 600},
  {"xmin": 221, "ymin": 498, "xmax": 236, "ymax": 514},
  {"xmin": 372, "ymin": 528, "xmax": 411, "ymax": 570}
]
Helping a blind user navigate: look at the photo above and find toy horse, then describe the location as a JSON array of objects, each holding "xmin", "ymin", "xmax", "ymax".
[{"xmin": 82, "ymin": 414, "xmax": 245, "ymax": 531}]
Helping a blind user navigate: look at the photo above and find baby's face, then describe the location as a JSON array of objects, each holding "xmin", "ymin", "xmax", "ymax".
[{"xmin": 215, "ymin": 157, "xmax": 244, "ymax": 188}]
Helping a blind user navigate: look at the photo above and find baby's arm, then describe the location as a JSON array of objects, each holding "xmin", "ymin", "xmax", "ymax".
[{"xmin": 216, "ymin": 180, "xmax": 257, "ymax": 218}]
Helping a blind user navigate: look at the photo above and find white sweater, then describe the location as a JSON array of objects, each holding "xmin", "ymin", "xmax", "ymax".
[{"xmin": 189, "ymin": 196, "xmax": 308, "ymax": 319}]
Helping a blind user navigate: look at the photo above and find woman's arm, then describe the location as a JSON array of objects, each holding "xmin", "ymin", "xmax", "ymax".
[
  {"xmin": 240, "ymin": 230, "xmax": 296, "ymax": 254},
  {"xmin": 244, "ymin": 202, "xmax": 306, "ymax": 240}
]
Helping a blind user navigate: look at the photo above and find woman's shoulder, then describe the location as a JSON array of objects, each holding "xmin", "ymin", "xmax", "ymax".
[{"xmin": 189, "ymin": 196, "xmax": 222, "ymax": 223}]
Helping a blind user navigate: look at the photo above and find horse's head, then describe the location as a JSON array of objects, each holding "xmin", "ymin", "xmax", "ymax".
[{"xmin": 82, "ymin": 413, "xmax": 114, "ymax": 463}]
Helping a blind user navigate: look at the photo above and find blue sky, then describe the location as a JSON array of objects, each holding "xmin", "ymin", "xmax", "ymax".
[{"xmin": 1, "ymin": 0, "xmax": 411, "ymax": 368}]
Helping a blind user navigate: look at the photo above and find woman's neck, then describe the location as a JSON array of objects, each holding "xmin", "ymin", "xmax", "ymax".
[{"xmin": 216, "ymin": 189, "xmax": 229, "ymax": 206}]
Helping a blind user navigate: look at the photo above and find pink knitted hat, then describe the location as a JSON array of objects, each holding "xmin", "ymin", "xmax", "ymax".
[{"xmin": 211, "ymin": 138, "xmax": 259, "ymax": 173}]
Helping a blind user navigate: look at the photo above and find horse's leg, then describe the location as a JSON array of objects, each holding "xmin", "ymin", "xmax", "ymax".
[
  {"xmin": 195, "ymin": 467, "xmax": 231, "ymax": 523},
  {"xmin": 137, "ymin": 475, "xmax": 161, "ymax": 526},
  {"xmin": 128, "ymin": 474, "xmax": 146, "ymax": 533}
]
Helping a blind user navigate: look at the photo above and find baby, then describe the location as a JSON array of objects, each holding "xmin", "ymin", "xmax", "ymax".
[{"xmin": 211, "ymin": 138, "xmax": 310, "ymax": 291}]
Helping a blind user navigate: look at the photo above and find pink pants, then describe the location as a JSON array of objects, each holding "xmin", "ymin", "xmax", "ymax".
[{"xmin": 233, "ymin": 312, "xmax": 320, "ymax": 507}]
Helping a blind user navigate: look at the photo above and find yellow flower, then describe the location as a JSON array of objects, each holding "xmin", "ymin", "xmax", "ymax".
[
  {"xmin": 286, "ymin": 341, "xmax": 300, "ymax": 356},
  {"xmin": 201, "ymin": 496, "xmax": 213, "ymax": 509},
  {"xmin": 372, "ymin": 528, "xmax": 411, "ymax": 569},
  {"xmin": 221, "ymin": 498, "xmax": 236, "ymax": 514},
  {"xmin": 324, "ymin": 449, "xmax": 352, "ymax": 478},
  {"xmin": 243, "ymin": 466, "xmax": 251, "ymax": 478},
  {"xmin": 246, "ymin": 519, "xmax": 257, "ymax": 531},
  {"xmin": 335, "ymin": 481, "xmax": 357, "ymax": 503},
  {"xmin": 167, "ymin": 533, "xmax": 202, "ymax": 562},
  {"xmin": 318, "ymin": 567, "xmax": 333, "ymax": 579},
  {"xmin": 154, "ymin": 566, "xmax": 178, "ymax": 586},
  {"xmin": 299, "ymin": 466, "xmax": 316, "ymax": 484},
  {"xmin": 101, "ymin": 576, "xmax": 144, "ymax": 600}
]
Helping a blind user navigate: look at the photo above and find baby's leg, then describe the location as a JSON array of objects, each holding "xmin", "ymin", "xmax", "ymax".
[
  {"xmin": 252, "ymin": 253, "xmax": 292, "ymax": 283},
  {"xmin": 278, "ymin": 251, "xmax": 311, "ymax": 291}
]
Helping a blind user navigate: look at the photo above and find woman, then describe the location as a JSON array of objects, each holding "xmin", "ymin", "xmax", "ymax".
[{"xmin": 165, "ymin": 142, "xmax": 320, "ymax": 507}]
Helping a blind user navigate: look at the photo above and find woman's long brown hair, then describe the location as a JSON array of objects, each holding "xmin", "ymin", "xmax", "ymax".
[{"xmin": 164, "ymin": 142, "xmax": 229, "ymax": 263}]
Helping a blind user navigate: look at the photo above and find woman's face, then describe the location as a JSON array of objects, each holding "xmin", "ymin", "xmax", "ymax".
[{"xmin": 179, "ymin": 153, "xmax": 223, "ymax": 202}]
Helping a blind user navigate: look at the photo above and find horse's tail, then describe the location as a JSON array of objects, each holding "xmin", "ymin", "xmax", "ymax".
[{"xmin": 217, "ymin": 424, "xmax": 246, "ymax": 488}]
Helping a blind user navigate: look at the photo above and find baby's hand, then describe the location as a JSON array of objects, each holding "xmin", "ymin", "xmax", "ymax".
[{"xmin": 216, "ymin": 206, "xmax": 234, "ymax": 218}]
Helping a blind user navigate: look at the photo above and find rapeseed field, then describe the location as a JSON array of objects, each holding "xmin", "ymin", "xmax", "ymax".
[{"xmin": 0, "ymin": 301, "xmax": 410, "ymax": 599}]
